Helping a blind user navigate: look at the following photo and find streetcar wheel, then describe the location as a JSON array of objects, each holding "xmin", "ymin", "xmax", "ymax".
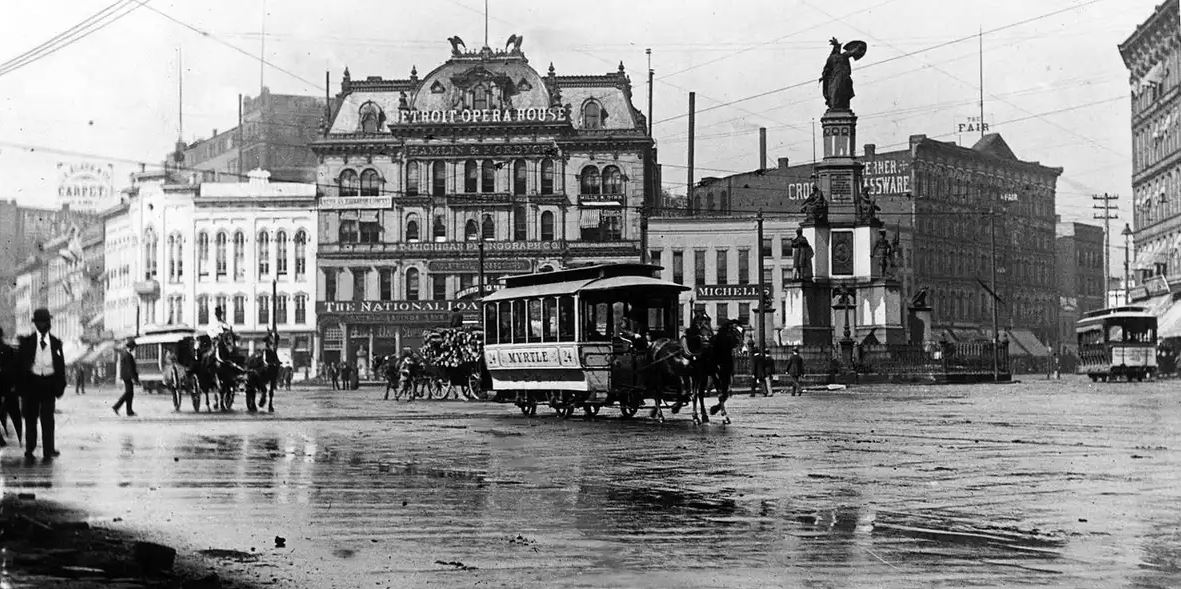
[
  {"xmin": 583, "ymin": 405, "xmax": 600, "ymax": 417},
  {"xmin": 555, "ymin": 405, "xmax": 574, "ymax": 419},
  {"xmin": 518, "ymin": 403, "xmax": 536, "ymax": 416}
]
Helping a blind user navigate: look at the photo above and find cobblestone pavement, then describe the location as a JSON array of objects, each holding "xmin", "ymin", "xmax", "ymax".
[{"xmin": 2, "ymin": 376, "xmax": 1179, "ymax": 588}]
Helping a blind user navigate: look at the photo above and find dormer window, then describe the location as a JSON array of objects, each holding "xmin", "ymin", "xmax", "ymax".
[
  {"xmin": 359, "ymin": 101, "xmax": 384, "ymax": 133},
  {"xmin": 583, "ymin": 101, "xmax": 604, "ymax": 129}
]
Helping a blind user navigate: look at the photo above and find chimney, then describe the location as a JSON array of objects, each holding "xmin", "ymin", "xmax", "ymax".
[
  {"xmin": 909, "ymin": 134, "xmax": 927, "ymax": 151},
  {"xmin": 863, "ymin": 144, "xmax": 876, "ymax": 158},
  {"xmin": 759, "ymin": 127, "xmax": 767, "ymax": 170},
  {"xmin": 777, "ymin": 157, "xmax": 790, "ymax": 169},
  {"xmin": 212, "ymin": 128, "xmax": 218, "ymax": 137}
]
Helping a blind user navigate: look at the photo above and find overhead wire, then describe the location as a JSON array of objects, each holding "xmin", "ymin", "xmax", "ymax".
[{"xmin": 0, "ymin": 0, "xmax": 145, "ymax": 78}]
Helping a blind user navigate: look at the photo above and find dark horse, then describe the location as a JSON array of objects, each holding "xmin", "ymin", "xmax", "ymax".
[
  {"xmin": 245, "ymin": 334, "xmax": 281, "ymax": 412},
  {"xmin": 195, "ymin": 332, "xmax": 246, "ymax": 411},
  {"xmin": 628, "ymin": 319, "xmax": 743, "ymax": 425},
  {"xmin": 687, "ymin": 320, "xmax": 744, "ymax": 424}
]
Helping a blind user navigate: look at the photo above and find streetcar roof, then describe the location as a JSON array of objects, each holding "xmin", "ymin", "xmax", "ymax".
[
  {"xmin": 132, "ymin": 327, "xmax": 198, "ymax": 345},
  {"xmin": 500, "ymin": 263, "xmax": 662, "ymax": 289},
  {"xmin": 1081, "ymin": 306, "xmax": 1149, "ymax": 319},
  {"xmin": 484, "ymin": 273, "xmax": 689, "ymax": 302}
]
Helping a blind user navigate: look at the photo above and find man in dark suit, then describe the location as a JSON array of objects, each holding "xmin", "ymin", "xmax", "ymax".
[
  {"xmin": 17, "ymin": 308, "xmax": 66, "ymax": 463},
  {"xmin": 113, "ymin": 338, "xmax": 139, "ymax": 416}
]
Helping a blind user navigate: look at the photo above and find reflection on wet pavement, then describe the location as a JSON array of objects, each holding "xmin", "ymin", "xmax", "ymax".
[{"xmin": 2, "ymin": 377, "xmax": 1180, "ymax": 588}]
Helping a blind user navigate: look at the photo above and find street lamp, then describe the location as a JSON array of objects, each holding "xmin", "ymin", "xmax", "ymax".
[
  {"xmin": 833, "ymin": 284, "xmax": 855, "ymax": 367},
  {"xmin": 1122, "ymin": 223, "xmax": 1133, "ymax": 304}
]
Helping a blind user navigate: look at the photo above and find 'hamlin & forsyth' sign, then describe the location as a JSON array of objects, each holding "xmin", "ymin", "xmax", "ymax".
[
  {"xmin": 405, "ymin": 143, "xmax": 557, "ymax": 158},
  {"xmin": 695, "ymin": 284, "xmax": 772, "ymax": 300},
  {"xmin": 395, "ymin": 107, "xmax": 567, "ymax": 125}
]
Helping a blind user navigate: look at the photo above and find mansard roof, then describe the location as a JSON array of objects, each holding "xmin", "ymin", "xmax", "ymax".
[{"xmin": 971, "ymin": 133, "xmax": 1018, "ymax": 160}]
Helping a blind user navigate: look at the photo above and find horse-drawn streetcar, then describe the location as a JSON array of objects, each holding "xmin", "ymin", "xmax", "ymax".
[{"xmin": 482, "ymin": 263, "xmax": 743, "ymax": 423}]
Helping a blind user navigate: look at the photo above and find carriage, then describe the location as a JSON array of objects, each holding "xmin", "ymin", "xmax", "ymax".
[
  {"xmin": 380, "ymin": 327, "xmax": 491, "ymax": 400},
  {"xmin": 482, "ymin": 263, "xmax": 732, "ymax": 421}
]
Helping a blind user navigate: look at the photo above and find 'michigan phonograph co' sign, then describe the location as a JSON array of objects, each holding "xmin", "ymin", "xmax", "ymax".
[{"xmin": 58, "ymin": 162, "xmax": 116, "ymax": 213}]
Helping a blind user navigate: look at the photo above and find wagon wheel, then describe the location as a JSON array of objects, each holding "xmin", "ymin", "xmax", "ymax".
[
  {"xmin": 430, "ymin": 378, "xmax": 449, "ymax": 400},
  {"xmin": 189, "ymin": 374, "xmax": 201, "ymax": 412},
  {"xmin": 467, "ymin": 373, "xmax": 485, "ymax": 400},
  {"xmin": 171, "ymin": 369, "xmax": 182, "ymax": 411}
]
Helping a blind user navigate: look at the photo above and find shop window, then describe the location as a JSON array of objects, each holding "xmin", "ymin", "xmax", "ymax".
[
  {"xmin": 513, "ymin": 160, "xmax": 527, "ymax": 195},
  {"xmin": 540, "ymin": 159, "xmax": 555, "ymax": 195},
  {"xmin": 602, "ymin": 165, "xmax": 623, "ymax": 195},
  {"xmin": 465, "ymin": 219, "xmax": 479, "ymax": 241},
  {"xmin": 432, "ymin": 161, "xmax": 446, "ymax": 196},
  {"xmin": 603, "ymin": 213, "xmax": 622, "ymax": 241},
  {"xmin": 580, "ymin": 166, "xmax": 600, "ymax": 195},
  {"xmin": 481, "ymin": 159, "xmax": 496, "ymax": 193},
  {"xmin": 464, "ymin": 160, "xmax": 478, "ymax": 192},
  {"xmin": 540, "ymin": 211, "xmax": 555, "ymax": 241},
  {"xmin": 360, "ymin": 169, "xmax": 381, "ymax": 196},
  {"xmin": 433, "ymin": 215, "xmax": 446, "ymax": 242},
  {"xmin": 406, "ymin": 268, "xmax": 420, "ymax": 301},
  {"xmin": 406, "ymin": 161, "xmax": 420, "ymax": 196},
  {"xmin": 339, "ymin": 169, "xmax": 359, "ymax": 196}
]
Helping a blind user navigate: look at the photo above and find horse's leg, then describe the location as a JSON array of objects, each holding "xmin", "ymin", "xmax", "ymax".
[
  {"xmin": 267, "ymin": 377, "xmax": 275, "ymax": 412},
  {"xmin": 716, "ymin": 368, "xmax": 732, "ymax": 425},
  {"xmin": 695, "ymin": 371, "xmax": 709, "ymax": 424}
]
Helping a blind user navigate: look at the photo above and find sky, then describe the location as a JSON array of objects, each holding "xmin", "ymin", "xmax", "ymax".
[{"xmin": 0, "ymin": 0, "xmax": 1161, "ymax": 259}]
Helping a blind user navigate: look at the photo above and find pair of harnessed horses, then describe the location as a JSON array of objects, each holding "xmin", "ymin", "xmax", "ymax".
[
  {"xmin": 174, "ymin": 331, "xmax": 281, "ymax": 412},
  {"xmin": 626, "ymin": 318, "xmax": 745, "ymax": 425}
]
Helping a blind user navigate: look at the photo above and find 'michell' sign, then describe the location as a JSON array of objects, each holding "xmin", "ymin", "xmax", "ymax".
[{"xmin": 696, "ymin": 284, "xmax": 772, "ymax": 300}]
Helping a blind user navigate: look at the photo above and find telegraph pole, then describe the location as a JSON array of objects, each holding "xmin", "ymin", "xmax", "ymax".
[
  {"xmin": 990, "ymin": 207, "xmax": 999, "ymax": 382},
  {"xmin": 687, "ymin": 92, "xmax": 695, "ymax": 212},
  {"xmin": 756, "ymin": 210, "xmax": 768, "ymax": 354},
  {"xmin": 1093, "ymin": 193, "xmax": 1119, "ymax": 293}
]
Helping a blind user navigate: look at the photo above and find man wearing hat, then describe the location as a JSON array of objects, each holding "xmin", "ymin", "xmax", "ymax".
[
  {"xmin": 785, "ymin": 346, "xmax": 805, "ymax": 396},
  {"xmin": 113, "ymin": 337, "xmax": 139, "ymax": 416},
  {"xmin": 16, "ymin": 308, "xmax": 66, "ymax": 462}
]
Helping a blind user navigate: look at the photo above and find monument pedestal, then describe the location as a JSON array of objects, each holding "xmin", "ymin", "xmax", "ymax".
[
  {"xmin": 782, "ymin": 280, "xmax": 833, "ymax": 346},
  {"xmin": 854, "ymin": 279, "xmax": 905, "ymax": 344}
]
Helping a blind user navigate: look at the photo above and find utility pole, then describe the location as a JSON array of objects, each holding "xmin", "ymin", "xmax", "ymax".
[
  {"xmin": 990, "ymin": 207, "xmax": 999, "ymax": 382},
  {"xmin": 756, "ymin": 210, "xmax": 767, "ymax": 354},
  {"xmin": 237, "ymin": 94, "xmax": 244, "ymax": 178},
  {"xmin": 646, "ymin": 49, "xmax": 653, "ymax": 136},
  {"xmin": 640, "ymin": 50, "xmax": 653, "ymax": 265},
  {"xmin": 1092, "ymin": 193, "xmax": 1119, "ymax": 293},
  {"xmin": 271, "ymin": 278, "xmax": 278, "ymax": 336},
  {"xmin": 687, "ymin": 92, "xmax": 695, "ymax": 213},
  {"xmin": 1122, "ymin": 223, "xmax": 1133, "ymax": 303}
]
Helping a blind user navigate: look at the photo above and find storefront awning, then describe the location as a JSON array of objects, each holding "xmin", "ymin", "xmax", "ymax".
[
  {"xmin": 1157, "ymin": 299, "xmax": 1181, "ymax": 339},
  {"xmin": 1007, "ymin": 329, "xmax": 1049, "ymax": 358},
  {"xmin": 579, "ymin": 208, "xmax": 601, "ymax": 228},
  {"xmin": 78, "ymin": 340, "xmax": 117, "ymax": 364}
]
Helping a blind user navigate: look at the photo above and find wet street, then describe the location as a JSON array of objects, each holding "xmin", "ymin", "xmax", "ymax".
[{"xmin": 2, "ymin": 377, "xmax": 1179, "ymax": 588}]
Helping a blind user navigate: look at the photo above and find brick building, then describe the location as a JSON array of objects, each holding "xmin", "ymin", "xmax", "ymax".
[{"xmin": 1055, "ymin": 221, "xmax": 1107, "ymax": 352}]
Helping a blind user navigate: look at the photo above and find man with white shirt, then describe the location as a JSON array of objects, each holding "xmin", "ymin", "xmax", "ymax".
[{"xmin": 17, "ymin": 308, "xmax": 66, "ymax": 463}]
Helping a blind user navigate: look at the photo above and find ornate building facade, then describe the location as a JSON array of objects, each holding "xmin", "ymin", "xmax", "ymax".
[
  {"xmin": 311, "ymin": 39, "xmax": 654, "ymax": 367},
  {"xmin": 1120, "ymin": 0, "xmax": 1181, "ymax": 282}
]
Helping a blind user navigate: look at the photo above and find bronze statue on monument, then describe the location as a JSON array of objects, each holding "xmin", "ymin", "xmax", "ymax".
[
  {"xmin": 855, "ymin": 184, "xmax": 882, "ymax": 225},
  {"xmin": 820, "ymin": 38, "xmax": 867, "ymax": 111},
  {"xmin": 872, "ymin": 229, "xmax": 894, "ymax": 277},
  {"xmin": 791, "ymin": 227, "xmax": 814, "ymax": 281},
  {"xmin": 800, "ymin": 180, "xmax": 828, "ymax": 225}
]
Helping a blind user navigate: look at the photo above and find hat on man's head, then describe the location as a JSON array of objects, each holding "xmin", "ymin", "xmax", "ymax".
[
  {"xmin": 32, "ymin": 308, "xmax": 51, "ymax": 322},
  {"xmin": 125, "ymin": 337, "xmax": 137, "ymax": 348}
]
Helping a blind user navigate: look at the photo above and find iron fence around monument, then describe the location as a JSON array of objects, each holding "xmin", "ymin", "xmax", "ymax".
[{"xmin": 735, "ymin": 341, "xmax": 1008, "ymax": 382}]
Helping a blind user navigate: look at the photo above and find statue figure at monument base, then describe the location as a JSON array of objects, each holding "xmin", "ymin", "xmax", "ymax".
[{"xmin": 792, "ymin": 227, "xmax": 814, "ymax": 281}]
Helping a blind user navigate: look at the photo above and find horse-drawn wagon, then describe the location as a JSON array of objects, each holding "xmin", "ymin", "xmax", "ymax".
[
  {"xmin": 381, "ymin": 327, "xmax": 490, "ymax": 401},
  {"xmin": 481, "ymin": 263, "xmax": 743, "ymax": 423}
]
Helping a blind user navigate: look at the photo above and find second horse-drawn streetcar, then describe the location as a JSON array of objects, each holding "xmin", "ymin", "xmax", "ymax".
[
  {"xmin": 482, "ymin": 263, "xmax": 693, "ymax": 418},
  {"xmin": 1076, "ymin": 306, "xmax": 1158, "ymax": 382}
]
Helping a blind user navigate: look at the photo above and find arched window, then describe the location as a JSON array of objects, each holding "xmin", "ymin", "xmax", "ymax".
[
  {"xmin": 432, "ymin": 161, "xmax": 446, "ymax": 196},
  {"xmin": 294, "ymin": 294, "xmax": 307, "ymax": 324},
  {"xmin": 338, "ymin": 169, "xmax": 359, "ymax": 197},
  {"xmin": 197, "ymin": 231, "xmax": 209, "ymax": 277},
  {"xmin": 464, "ymin": 160, "xmax": 478, "ymax": 193},
  {"xmin": 275, "ymin": 294, "xmax": 288, "ymax": 325},
  {"xmin": 406, "ymin": 268, "xmax": 420, "ymax": 301},
  {"xmin": 540, "ymin": 210, "xmax": 555, "ymax": 241},
  {"xmin": 257, "ymin": 231, "xmax": 270, "ymax": 276},
  {"xmin": 580, "ymin": 166, "xmax": 600, "ymax": 195},
  {"xmin": 583, "ymin": 101, "xmax": 603, "ymax": 129},
  {"xmin": 513, "ymin": 205, "xmax": 527, "ymax": 241},
  {"xmin": 406, "ymin": 215, "xmax": 420, "ymax": 242},
  {"xmin": 482, "ymin": 214, "xmax": 495, "ymax": 240},
  {"xmin": 471, "ymin": 84, "xmax": 489, "ymax": 110},
  {"xmin": 233, "ymin": 294, "xmax": 245, "ymax": 324},
  {"xmin": 465, "ymin": 219, "xmax": 479, "ymax": 241},
  {"xmin": 360, "ymin": 169, "xmax": 381, "ymax": 196},
  {"xmin": 257, "ymin": 294, "xmax": 270, "ymax": 325},
  {"xmin": 232, "ymin": 231, "xmax": 245, "ymax": 280},
  {"xmin": 540, "ymin": 159, "xmax": 555, "ymax": 195},
  {"xmin": 720, "ymin": 190, "xmax": 729, "ymax": 213},
  {"xmin": 144, "ymin": 227, "xmax": 158, "ymax": 280},
  {"xmin": 513, "ymin": 160, "xmax": 527, "ymax": 195},
  {"xmin": 433, "ymin": 215, "xmax": 447, "ymax": 242},
  {"xmin": 215, "ymin": 231, "xmax": 227, "ymax": 277},
  {"xmin": 359, "ymin": 101, "xmax": 384, "ymax": 133},
  {"xmin": 481, "ymin": 159, "xmax": 495, "ymax": 193},
  {"xmin": 196, "ymin": 295, "xmax": 209, "ymax": 325},
  {"xmin": 602, "ymin": 165, "xmax": 623, "ymax": 195},
  {"xmin": 406, "ymin": 161, "xmax": 420, "ymax": 196},
  {"xmin": 166, "ymin": 234, "xmax": 177, "ymax": 282},
  {"xmin": 294, "ymin": 230, "xmax": 307, "ymax": 278},
  {"xmin": 276, "ymin": 230, "xmax": 288, "ymax": 276}
]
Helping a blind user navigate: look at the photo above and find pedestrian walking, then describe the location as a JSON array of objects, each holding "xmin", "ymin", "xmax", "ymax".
[
  {"xmin": 17, "ymin": 308, "xmax": 66, "ymax": 463},
  {"xmin": 112, "ymin": 338, "xmax": 139, "ymax": 416},
  {"xmin": 328, "ymin": 362, "xmax": 339, "ymax": 390},
  {"xmin": 749, "ymin": 347, "xmax": 773, "ymax": 397},
  {"xmin": 786, "ymin": 346, "xmax": 805, "ymax": 396},
  {"xmin": 284, "ymin": 363, "xmax": 293, "ymax": 390},
  {"xmin": 74, "ymin": 363, "xmax": 86, "ymax": 395},
  {"xmin": 0, "ymin": 327, "xmax": 21, "ymax": 447}
]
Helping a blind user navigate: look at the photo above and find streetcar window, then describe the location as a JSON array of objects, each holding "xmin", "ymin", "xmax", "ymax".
[
  {"xmin": 498, "ymin": 301, "xmax": 512, "ymax": 344},
  {"xmin": 612, "ymin": 301, "xmax": 627, "ymax": 335},
  {"xmin": 528, "ymin": 299, "xmax": 543, "ymax": 342},
  {"xmin": 583, "ymin": 301, "xmax": 610, "ymax": 341},
  {"xmin": 1107, "ymin": 325, "xmax": 1124, "ymax": 342},
  {"xmin": 512, "ymin": 300, "xmax": 526, "ymax": 343},
  {"xmin": 484, "ymin": 304, "xmax": 498, "ymax": 344},
  {"xmin": 558, "ymin": 296, "xmax": 575, "ymax": 341},
  {"xmin": 543, "ymin": 297, "xmax": 558, "ymax": 342},
  {"xmin": 648, "ymin": 298, "xmax": 669, "ymax": 338}
]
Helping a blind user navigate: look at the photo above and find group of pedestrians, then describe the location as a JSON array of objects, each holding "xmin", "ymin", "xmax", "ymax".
[
  {"xmin": 0, "ymin": 309, "xmax": 68, "ymax": 463},
  {"xmin": 747, "ymin": 345, "xmax": 807, "ymax": 397},
  {"xmin": 323, "ymin": 361, "xmax": 359, "ymax": 390}
]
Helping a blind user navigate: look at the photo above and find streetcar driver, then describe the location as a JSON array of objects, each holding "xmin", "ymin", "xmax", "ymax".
[{"xmin": 682, "ymin": 310, "xmax": 714, "ymax": 360}]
